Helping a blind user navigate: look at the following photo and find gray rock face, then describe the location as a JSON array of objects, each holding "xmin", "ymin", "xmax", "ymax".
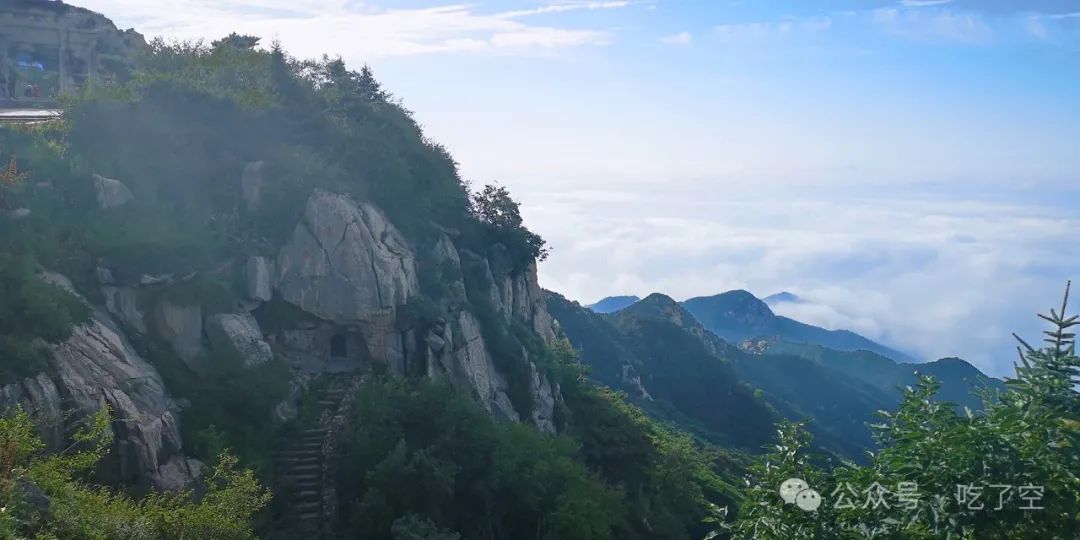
[
  {"xmin": 93, "ymin": 174, "xmax": 134, "ymax": 209},
  {"xmin": 478, "ymin": 247, "xmax": 556, "ymax": 344},
  {"xmin": 153, "ymin": 457, "xmax": 206, "ymax": 492},
  {"xmin": 451, "ymin": 311, "xmax": 519, "ymax": 422},
  {"xmin": 430, "ymin": 234, "xmax": 467, "ymax": 301},
  {"xmin": 102, "ymin": 285, "xmax": 146, "ymax": 334},
  {"xmin": 276, "ymin": 190, "xmax": 418, "ymax": 322},
  {"xmin": 205, "ymin": 312, "xmax": 273, "ymax": 367},
  {"xmin": 241, "ymin": 161, "xmax": 265, "ymax": 211},
  {"xmin": 245, "ymin": 256, "xmax": 274, "ymax": 302},
  {"xmin": 95, "ymin": 265, "xmax": 115, "ymax": 285},
  {"xmin": 152, "ymin": 301, "xmax": 204, "ymax": 367},
  {"xmin": 0, "ymin": 373, "xmax": 64, "ymax": 450},
  {"xmin": 49, "ymin": 302, "xmax": 198, "ymax": 490},
  {"xmin": 529, "ymin": 362, "xmax": 557, "ymax": 434}
]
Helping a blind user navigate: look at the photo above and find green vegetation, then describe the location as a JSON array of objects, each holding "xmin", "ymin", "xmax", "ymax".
[
  {"xmin": 723, "ymin": 290, "xmax": 1080, "ymax": 538},
  {"xmin": 0, "ymin": 406, "xmax": 271, "ymax": 539},
  {"xmin": 0, "ymin": 253, "xmax": 90, "ymax": 382},
  {"xmin": 338, "ymin": 352, "xmax": 734, "ymax": 540},
  {"xmin": 171, "ymin": 349, "xmax": 290, "ymax": 481},
  {"xmin": 547, "ymin": 292, "xmax": 777, "ymax": 450},
  {"xmin": 467, "ymin": 184, "xmax": 549, "ymax": 265}
]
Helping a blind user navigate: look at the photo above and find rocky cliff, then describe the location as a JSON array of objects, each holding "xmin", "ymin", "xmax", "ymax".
[
  {"xmin": 2, "ymin": 272, "xmax": 201, "ymax": 491},
  {"xmin": 2, "ymin": 174, "xmax": 562, "ymax": 488}
]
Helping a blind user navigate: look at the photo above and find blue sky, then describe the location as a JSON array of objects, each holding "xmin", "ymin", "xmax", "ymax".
[{"xmin": 77, "ymin": 0, "xmax": 1080, "ymax": 376}]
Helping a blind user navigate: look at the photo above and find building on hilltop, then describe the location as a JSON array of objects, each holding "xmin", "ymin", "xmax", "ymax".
[{"xmin": 1, "ymin": 0, "xmax": 142, "ymax": 102}]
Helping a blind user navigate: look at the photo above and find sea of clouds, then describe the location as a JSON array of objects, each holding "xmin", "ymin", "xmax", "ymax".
[{"xmin": 527, "ymin": 181, "xmax": 1079, "ymax": 378}]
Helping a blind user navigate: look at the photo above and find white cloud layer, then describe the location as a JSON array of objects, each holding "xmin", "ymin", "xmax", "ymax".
[
  {"xmin": 661, "ymin": 31, "xmax": 692, "ymax": 45},
  {"xmin": 528, "ymin": 184, "xmax": 1078, "ymax": 377},
  {"xmin": 75, "ymin": 0, "xmax": 625, "ymax": 58}
]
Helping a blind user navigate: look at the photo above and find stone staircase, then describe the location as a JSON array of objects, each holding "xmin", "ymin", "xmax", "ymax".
[{"xmin": 275, "ymin": 373, "xmax": 361, "ymax": 537}]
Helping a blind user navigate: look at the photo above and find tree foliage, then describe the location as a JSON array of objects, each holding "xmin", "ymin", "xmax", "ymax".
[
  {"xmin": 0, "ymin": 406, "xmax": 271, "ymax": 539},
  {"xmin": 469, "ymin": 184, "xmax": 549, "ymax": 264},
  {"xmin": 723, "ymin": 285, "xmax": 1080, "ymax": 539}
]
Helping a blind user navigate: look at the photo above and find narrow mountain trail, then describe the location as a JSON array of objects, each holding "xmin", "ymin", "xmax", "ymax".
[{"xmin": 274, "ymin": 372, "xmax": 364, "ymax": 538}]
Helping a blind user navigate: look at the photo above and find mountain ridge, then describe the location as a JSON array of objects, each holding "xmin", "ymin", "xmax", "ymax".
[{"xmin": 682, "ymin": 290, "xmax": 917, "ymax": 363}]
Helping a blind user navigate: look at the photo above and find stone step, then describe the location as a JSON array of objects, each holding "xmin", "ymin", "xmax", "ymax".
[
  {"xmin": 283, "ymin": 442, "xmax": 322, "ymax": 451},
  {"xmin": 302, "ymin": 428, "xmax": 329, "ymax": 435},
  {"xmin": 294, "ymin": 490, "xmax": 321, "ymax": 501},
  {"xmin": 296, "ymin": 513, "xmax": 322, "ymax": 528},
  {"xmin": 277, "ymin": 450, "xmax": 320, "ymax": 459},
  {"xmin": 281, "ymin": 467, "xmax": 321, "ymax": 478},
  {"xmin": 276, "ymin": 456, "xmax": 320, "ymax": 465},
  {"xmin": 295, "ymin": 501, "xmax": 321, "ymax": 513},
  {"xmin": 288, "ymin": 463, "xmax": 322, "ymax": 473},
  {"xmin": 282, "ymin": 473, "xmax": 320, "ymax": 483}
]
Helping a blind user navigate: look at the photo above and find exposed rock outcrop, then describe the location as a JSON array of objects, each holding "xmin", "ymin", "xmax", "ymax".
[
  {"xmin": 93, "ymin": 174, "xmax": 134, "ymax": 209},
  {"xmin": 39, "ymin": 272, "xmax": 199, "ymax": 490},
  {"xmin": 245, "ymin": 256, "xmax": 274, "ymax": 302},
  {"xmin": 468, "ymin": 246, "xmax": 555, "ymax": 344},
  {"xmin": 205, "ymin": 312, "xmax": 273, "ymax": 367},
  {"xmin": 429, "ymin": 234, "xmax": 468, "ymax": 301},
  {"xmin": 529, "ymin": 362, "xmax": 557, "ymax": 433},
  {"xmin": 241, "ymin": 161, "xmax": 265, "ymax": 211},
  {"xmin": 0, "ymin": 373, "xmax": 64, "ymax": 450},
  {"xmin": 102, "ymin": 285, "xmax": 146, "ymax": 334},
  {"xmin": 152, "ymin": 300, "xmax": 203, "ymax": 368},
  {"xmin": 276, "ymin": 190, "xmax": 418, "ymax": 322},
  {"xmin": 450, "ymin": 311, "xmax": 519, "ymax": 422}
]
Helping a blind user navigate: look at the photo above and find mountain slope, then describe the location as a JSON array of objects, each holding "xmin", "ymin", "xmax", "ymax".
[
  {"xmin": 587, "ymin": 295, "xmax": 641, "ymax": 314},
  {"xmin": 551, "ymin": 292, "xmax": 1003, "ymax": 459},
  {"xmin": 683, "ymin": 290, "xmax": 917, "ymax": 363},
  {"xmin": 548, "ymin": 292, "xmax": 777, "ymax": 449},
  {"xmin": 764, "ymin": 342, "xmax": 1003, "ymax": 411},
  {"xmin": 551, "ymin": 293, "xmax": 889, "ymax": 456}
]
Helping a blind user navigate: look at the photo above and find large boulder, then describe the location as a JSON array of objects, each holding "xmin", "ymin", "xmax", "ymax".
[
  {"xmin": 92, "ymin": 174, "xmax": 134, "ymax": 210},
  {"xmin": 276, "ymin": 190, "xmax": 419, "ymax": 322},
  {"xmin": 205, "ymin": 312, "xmax": 273, "ymax": 367},
  {"xmin": 152, "ymin": 300, "xmax": 203, "ymax": 367}
]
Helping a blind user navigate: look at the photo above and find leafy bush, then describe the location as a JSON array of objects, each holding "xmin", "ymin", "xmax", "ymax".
[{"xmin": 0, "ymin": 406, "xmax": 270, "ymax": 539}]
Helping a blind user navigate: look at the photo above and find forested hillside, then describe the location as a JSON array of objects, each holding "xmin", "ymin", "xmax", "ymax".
[
  {"xmin": 1, "ymin": 2, "xmax": 1077, "ymax": 539},
  {"xmin": 0, "ymin": 15, "xmax": 735, "ymax": 539}
]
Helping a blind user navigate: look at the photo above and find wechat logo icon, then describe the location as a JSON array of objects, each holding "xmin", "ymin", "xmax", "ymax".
[{"xmin": 779, "ymin": 478, "xmax": 822, "ymax": 512}]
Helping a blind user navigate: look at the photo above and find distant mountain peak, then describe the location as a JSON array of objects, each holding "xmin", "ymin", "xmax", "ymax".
[
  {"xmin": 682, "ymin": 289, "xmax": 916, "ymax": 363},
  {"xmin": 621, "ymin": 293, "xmax": 688, "ymax": 320},
  {"xmin": 683, "ymin": 290, "xmax": 775, "ymax": 330},
  {"xmin": 586, "ymin": 295, "xmax": 640, "ymax": 314},
  {"xmin": 764, "ymin": 291, "xmax": 802, "ymax": 304}
]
